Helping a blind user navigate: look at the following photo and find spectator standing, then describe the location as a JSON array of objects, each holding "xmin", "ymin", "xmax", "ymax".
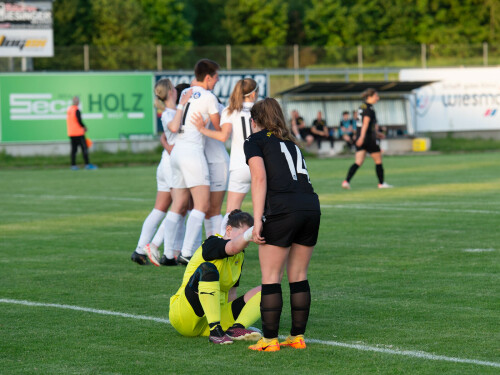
[{"xmin": 66, "ymin": 96, "xmax": 97, "ymax": 170}]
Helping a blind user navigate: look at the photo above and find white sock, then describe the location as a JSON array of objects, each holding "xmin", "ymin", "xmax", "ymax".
[
  {"xmin": 219, "ymin": 212, "xmax": 230, "ymax": 235},
  {"xmin": 181, "ymin": 209, "xmax": 205, "ymax": 257},
  {"xmin": 210, "ymin": 214, "xmax": 223, "ymax": 235},
  {"xmin": 136, "ymin": 208, "xmax": 165, "ymax": 254},
  {"xmin": 172, "ymin": 214, "xmax": 186, "ymax": 256},
  {"xmin": 204, "ymin": 218, "xmax": 213, "ymax": 238},
  {"xmin": 151, "ymin": 218, "xmax": 165, "ymax": 248},
  {"xmin": 163, "ymin": 211, "xmax": 183, "ymax": 259}
]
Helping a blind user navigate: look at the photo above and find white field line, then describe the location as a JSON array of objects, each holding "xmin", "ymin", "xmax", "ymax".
[
  {"xmin": 5, "ymin": 194, "xmax": 499, "ymax": 214},
  {"xmin": 322, "ymin": 204, "xmax": 500, "ymax": 215},
  {"xmin": 10, "ymin": 194, "xmax": 150, "ymax": 202},
  {"xmin": 1, "ymin": 298, "xmax": 499, "ymax": 369},
  {"xmin": 0, "ymin": 298, "xmax": 169, "ymax": 324},
  {"xmin": 463, "ymin": 248, "xmax": 495, "ymax": 253}
]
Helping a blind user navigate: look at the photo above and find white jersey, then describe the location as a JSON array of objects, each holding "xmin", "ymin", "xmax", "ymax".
[
  {"xmin": 205, "ymin": 102, "xmax": 229, "ymax": 164},
  {"xmin": 221, "ymin": 102, "xmax": 253, "ymax": 171},
  {"xmin": 177, "ymin": 86, "xmax": 219, "ymax": 147},
  {"xmin": 161, "ymin": 107, "xmax": 177, "ymax": 144}
]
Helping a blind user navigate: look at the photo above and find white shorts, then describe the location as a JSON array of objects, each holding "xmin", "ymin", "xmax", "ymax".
[
  {"xmin": 156, "ymin": 155, "xmax": 172, "ymax": 192},
  {"xmin": 170, "ymin": 144, "xmax": 210, "ymax": 189},
  {"xmin": 227, "ymin": 166, "xmax": 251, "ymax": 193},
  {"xmin": 208, "ymin": 162, "xmax": 229, "ymax": 192}
]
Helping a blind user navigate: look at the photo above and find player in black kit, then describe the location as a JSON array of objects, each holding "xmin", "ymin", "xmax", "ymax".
[
  {"xmin": 342, "ymin": 88, "xmax": 393, "ymax": 189},
  {"xmin": 244, "ymin": 98, "xmax": 321, "ymax": 352}
]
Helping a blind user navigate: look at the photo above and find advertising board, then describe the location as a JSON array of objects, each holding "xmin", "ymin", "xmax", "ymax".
[
  {"xmin": 0, "ymin": 1, "xmax": 53, "ymax": 57},
  {"xmin": 400, "ymin": 68, "xmax": 500, "ymax": 133},
  {"xmin": 0, "ymin": 73, "xmax": 155, "ymax": 142}
]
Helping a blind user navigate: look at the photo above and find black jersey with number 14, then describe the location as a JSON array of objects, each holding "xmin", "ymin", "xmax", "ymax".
[{"xmin": 244, "ymin": 130, "xmax": 320, "ymax": 216}]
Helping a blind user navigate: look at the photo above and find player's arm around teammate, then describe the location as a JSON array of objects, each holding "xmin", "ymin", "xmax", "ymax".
[
  {"xmin": 131, "ymin": 80, "xmax": 191, "ymax": 265},
  {"xmin": 193, "ymin": 79, "xmax": 259, "ymax": 234},
  {"xmin": 163, "ymin": 59, "xmax": 222, "ymax": 264}
]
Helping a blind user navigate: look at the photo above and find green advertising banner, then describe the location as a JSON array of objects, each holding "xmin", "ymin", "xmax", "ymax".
[{"xmin": 0, "ymin": 73, "xmax": 155, "ymax": 143}]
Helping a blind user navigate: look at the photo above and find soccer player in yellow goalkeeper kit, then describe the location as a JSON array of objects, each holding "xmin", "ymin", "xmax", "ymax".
[{"xmin": 169, "ymin": 210, "xmax": 262, "ymax": 344}]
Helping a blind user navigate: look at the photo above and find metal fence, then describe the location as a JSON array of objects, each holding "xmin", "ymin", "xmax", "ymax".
[{"xmin": 2, "ymin": 43, "xmax": 500, "ymax": 73}]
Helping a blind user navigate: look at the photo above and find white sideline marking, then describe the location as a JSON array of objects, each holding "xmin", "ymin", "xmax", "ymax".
[
  {"xmin": 0, "ymin": 298, "xmax": 169, "ymax": 324},
  {"xmin": 7, "ymin": 195, "xmax": 499, "ymax": 214},
  {"xmin": 1, "ymin": 298, "xmax": 499, "ymax": 369},
  {"xmin": 463, "ymin": 248, "xmax": 495, "ymax": 253},
  {"xmin": 322, "ymin": 204, "xmax": 499, "ymax": 215},
  {"xmin": 11, "ymin": 194, "xmax": 150, "ymax": 202}
]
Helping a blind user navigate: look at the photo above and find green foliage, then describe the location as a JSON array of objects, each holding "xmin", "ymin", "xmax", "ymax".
[
  {"xmin": 184, "ymin": 0, "xmax": 229, "ymax": 46},
  {"xmin": 139, "ymin": 0, "xmax": 192, "ymax": 46},
  {"xmin": 90, "ymin": 0, "xmax": 152, "ymax": 69},
  {"xmin": 304, "ymin": 0, "xmax": 349, "ymax": 46},
  {"xmin": 223, "ymin": 0, "xmax": 289, "ymax": 46},
  {"xmin": 53, "ymin": 0, "xmax": 93, "ymax": 45},
  {"xmin": 51, "ymin": 0, "xmax": 500, "ymax": 50}
]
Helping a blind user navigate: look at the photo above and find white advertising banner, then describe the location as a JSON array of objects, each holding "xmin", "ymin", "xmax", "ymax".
[
  {"xmin": 0, "ymin": 28, "xmax": 53, "ymax": 56},
  {"xmin": 400, "ymin": 68, "xmax": 500, "ymax": 132},
  {"xmin": 0, "ymin": 1, "xmax": 53, "ymax": 57}
]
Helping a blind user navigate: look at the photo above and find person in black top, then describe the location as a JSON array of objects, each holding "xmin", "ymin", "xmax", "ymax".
[
  {"xmin": 310, "ymin": 111, "xmax": 334, "ymax": 149},
  {"xmin": 244, "ymin": 98, "xmax": 321, "ymax": 352},
  {"xmin": 290, "ymin": 110, "xmax": 314, "ymax": 146},
  {"xmin": 342, "ymin": 88, "xmax": 393, "ymax": 189}
]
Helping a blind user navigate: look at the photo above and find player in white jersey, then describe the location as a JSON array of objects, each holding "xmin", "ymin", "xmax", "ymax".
[
  {"xmin": 194, "ymin": 78, "xmax": 258, "ymax": 234},
  {"xmin": 131, "ymin": 79, "xmax": 192, "ymax": 265},
  {"xmin": 160, "ymin": 59, "xmax": 221, "ymax": 266},
  {"xmin": 203, "ymin": 101, "xmax": 230, "ymax": 237}
]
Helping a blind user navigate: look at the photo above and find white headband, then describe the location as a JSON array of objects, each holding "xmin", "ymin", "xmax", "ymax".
[{"xmin": 244, "ymin": 86, "xmax": 259, "ymax": 97}]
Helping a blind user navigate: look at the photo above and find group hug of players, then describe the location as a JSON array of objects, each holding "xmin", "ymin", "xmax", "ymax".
[{"xmin": 129, "ymin": 59, "xmax": 388, "ymax": 351}]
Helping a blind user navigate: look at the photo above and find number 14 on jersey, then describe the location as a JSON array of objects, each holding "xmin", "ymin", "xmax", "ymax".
[{"xmin": 280, "ymin": 142, "xmax": 311, "ymax": 183}]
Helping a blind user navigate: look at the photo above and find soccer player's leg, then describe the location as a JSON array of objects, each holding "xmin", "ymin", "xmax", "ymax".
[
  {"xmin": 187, "ymin": 262, "xmax": 232, "ymax": 344},
  {"xmin": 224, "ymin": 287, "xmax": 262, "ymax": 341},
  {"xmin": 280, "ymin": 211, "xmax": 319, "ymax": 349}
]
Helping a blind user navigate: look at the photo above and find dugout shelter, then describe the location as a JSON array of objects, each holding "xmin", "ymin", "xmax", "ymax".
[{"xmin": 277, "ymin": 81, "xmax": 432, "ymax": 137}]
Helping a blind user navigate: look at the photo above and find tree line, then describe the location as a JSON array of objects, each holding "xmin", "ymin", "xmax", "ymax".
[{"xmin": 54, "ymin": 0, "xmax": 500, "ymax": 48}]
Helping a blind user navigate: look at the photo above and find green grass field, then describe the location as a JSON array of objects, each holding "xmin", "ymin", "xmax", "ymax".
[{"xmin": 1, "ymin": 152, "xmax": 499, "ymax": 374}]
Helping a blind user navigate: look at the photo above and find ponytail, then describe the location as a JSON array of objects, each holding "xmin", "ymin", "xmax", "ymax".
[{"xmin": 227, "ymin": 78, "xmax": 257, "ymax": 115}]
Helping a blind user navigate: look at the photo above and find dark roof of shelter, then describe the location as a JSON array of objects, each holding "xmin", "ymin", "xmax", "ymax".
[{"xmin": 277, "ymin": 81, "xmax": 433, "ymax": 97}]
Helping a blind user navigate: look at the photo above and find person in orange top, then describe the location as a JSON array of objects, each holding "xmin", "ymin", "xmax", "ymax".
[{"xmin": 67, "ymin": 96, "xmax": 97, "ymax": 170}]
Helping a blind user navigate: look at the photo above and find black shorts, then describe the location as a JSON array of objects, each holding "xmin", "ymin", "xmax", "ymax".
[
  {"xmin": 262, "ymin": 210, "xmax": 321, "ymax": 248},
  {"xmin": 356, "ymin": 140, "xmax": 380, "ymax": 154},
  {"xmin": 299, "ymin": 128, "xmax": 311, "ymax": 139}
]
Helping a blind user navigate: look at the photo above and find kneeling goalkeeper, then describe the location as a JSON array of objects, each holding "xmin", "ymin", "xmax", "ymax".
[{"xmin": 169, "ymin": 210, "xmax": 262, "ymax": 344}]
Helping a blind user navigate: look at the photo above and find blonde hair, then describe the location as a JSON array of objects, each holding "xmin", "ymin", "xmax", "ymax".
[
  {"xmin": 227, "ymin": 78, "xmax": 257, "ymax": 115},
  {"xmin": 154, "ymin": 78, "xmax": 174, "ymax": 110},
  {"xmin": 250, "ymin": 98, "xmax": 297, "ymax": 145}
]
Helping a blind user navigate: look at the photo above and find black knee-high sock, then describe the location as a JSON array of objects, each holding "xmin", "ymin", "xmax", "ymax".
[
  {"xmin": 376, "ymin": 164, "xmax": 384, "ymax": 184},
  {"xmin": 290, "ymin": 280, "xmax": 311, "ymax": 336},
  {"xmin": 345, "ymin": 163, "xmax": 360, "ymax": 182},
  {"xmin": 260, "ymin": 283, "xmax": 282, "ymax": 339}
]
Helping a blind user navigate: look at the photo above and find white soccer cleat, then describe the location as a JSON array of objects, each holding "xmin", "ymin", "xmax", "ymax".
[
  {"xmin": 341, "ymin": 180, "xmax": 351, "ymax": 190},
  {"xmin": 378, "ymin": 182, "xmax": 394, "ymax": 189},
  {"xmin": 145, "ymin": 243, "xmax": 161, "ymax": 267}
]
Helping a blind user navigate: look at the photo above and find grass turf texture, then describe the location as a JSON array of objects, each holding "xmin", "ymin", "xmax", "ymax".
[{"xmin": 0, "ymin": 152, "xmax": 499, "ymax": 374}]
